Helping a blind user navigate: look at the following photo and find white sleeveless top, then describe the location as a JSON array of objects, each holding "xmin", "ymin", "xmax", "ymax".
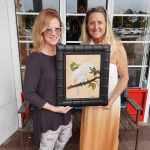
[{"xmin": 108, "ymin": 63, "xmax": 120, "ymax": 105}]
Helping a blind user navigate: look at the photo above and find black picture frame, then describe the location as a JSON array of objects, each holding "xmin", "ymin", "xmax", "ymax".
[{"xmin": 56, "ymin": 44, "xmax": 110, "ymax": 107}]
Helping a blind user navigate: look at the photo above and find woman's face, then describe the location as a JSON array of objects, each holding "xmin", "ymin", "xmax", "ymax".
[
  {"xmin": 43, "ymin": 17, "xmax": 61, "ymax": 46},
  {"xmin": 87, "ymin": 12, "xmax": 106, "ymax": 42}
]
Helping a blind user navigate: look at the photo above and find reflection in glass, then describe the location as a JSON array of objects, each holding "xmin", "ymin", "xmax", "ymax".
[
  {"xmin": 16, "ymin": 15, "xmax": 36, "ymax": 41},
  {"xmin": 42, "ymin": 0, "xmax": 59, "ymax": 11},
  {"xmin": 66, "ymin": 16, "xmax": 84, "ymax": 41},
  {"xmin": 87, "ymin": 0, "xmax": 106, "ymax": 10},
  {"xmin": 67, "ymin": 0, "xmax": 106, "ymax": 13},
  {"xmin": 114, "ymin": 0, "xmax": 149, "ymax": 14},
  {"xmin": 113, "ymin": 17, "xmax": 150, "ymax": 41},
  {"xmin": 67, "ymin": 0, "xmax": 77, "ymax": 13},
  {"xmin": 124, "ymin": 43, "xmax": 145, "ymax": 65},
  {"xmin": 15, "ymin": 0, "xmax": 59, "ymax": 12},
  {"xmin": 128, "ymin": 68, "xmax": 141, "ymax": 87},
  {"xmin": 15, "ymin": 0, "xmax": 33, "ymax": 12},
  {"xmin": 19, "ymin": 43, "xmax": 33, "ymax": 66}
]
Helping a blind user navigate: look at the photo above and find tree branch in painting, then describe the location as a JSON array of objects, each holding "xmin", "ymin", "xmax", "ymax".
[{"xmin": 67, "ymin": 62, "xmax": 100, "ymax": 90}]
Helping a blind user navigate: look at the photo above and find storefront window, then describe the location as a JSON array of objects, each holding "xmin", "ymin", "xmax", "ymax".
[
  {"xmin": 112, "ymin": 0, "xmax": 150, "ymax": 87},
  {"xmin": 128, "ymin": 68, "xmax": 141, "ymax": 87},
  {"xmin": 19, "ymin": 43, "xmax": 33, "ymax": 65},
  {"xmin": 66, "ymin": 16, "xmax": 84, "ymax": 41},
  {"xmin": 15, "ymin": 0, "xmax": 150, "ymax": 88},
  {"xmin": 124, "ymin": 43, "xmax": 149, "ymax": 65},
  {"xmin": 15, "ymin": 0, "xmax": 60, "ymax": 83},
  {"xmin": 113, "ymin": 0, "xmax": 149, "ymax": 14},
  {"xmin": 16, "ymin": 0, "xmax": 59, "ymax": 12},
  {"xmin": 16, "ymin": 14, "xmax": 35, "ymax": 41},
  {"xmin": 66, "ymin": 0, "xmax": 106, "ymax": 43},
  {"xmin": 87, "ymin": 0, "xmax": 106, "ymax": 10},
  {"xmin": 67, "ymin": 0, "xmax": 106, "ymax": 13},
  {"xmin": 113, "ymin": 17, "xmax": 150, "ymax": 41}
]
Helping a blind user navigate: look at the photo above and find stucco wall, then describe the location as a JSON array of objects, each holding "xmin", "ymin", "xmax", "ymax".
[{"xmin": 0, "ymin": 0, "xmax": 20, "ymax": 144}]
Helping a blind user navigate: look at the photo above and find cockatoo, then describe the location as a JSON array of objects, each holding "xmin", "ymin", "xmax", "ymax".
[{"xmin": 71, "ymin": 63, "xmax": 93, "ymax": 95}]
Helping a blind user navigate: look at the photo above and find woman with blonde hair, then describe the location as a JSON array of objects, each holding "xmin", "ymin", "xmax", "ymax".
[
  {"xmin": 80, "ymin": 6, "xmax": 129, "ymax": 150},
  {"xmin": 24, "ymin": 8, "xmax": 72, "ymax": 150}
]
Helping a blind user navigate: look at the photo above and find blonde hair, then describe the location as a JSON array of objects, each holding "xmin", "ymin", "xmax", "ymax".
[
  {"xmin": 80, "ymin": 6, "xmax": 120, "ymax": 53},
  {"xmin": 32, "ymin": 8, "xmax": 62, "ymax": 52}
]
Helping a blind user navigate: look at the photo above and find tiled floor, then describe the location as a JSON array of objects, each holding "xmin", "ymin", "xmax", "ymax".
[
  {"xmin": 1, "ymin": 110, "xmax": 150, "ymax": 150},
  {"xmin": 1, "ymin": 126, "xmax": 150, "ymax": 150}
]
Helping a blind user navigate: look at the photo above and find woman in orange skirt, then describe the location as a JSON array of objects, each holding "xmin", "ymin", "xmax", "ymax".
[{"xmin": 80, "ymin": 6, "xmax": 129, "ymax": 150}]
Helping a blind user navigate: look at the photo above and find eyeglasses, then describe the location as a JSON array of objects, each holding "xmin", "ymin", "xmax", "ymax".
[{"xmin": 45, "ymin": 27, "xmax": 62, "ymax": 35}]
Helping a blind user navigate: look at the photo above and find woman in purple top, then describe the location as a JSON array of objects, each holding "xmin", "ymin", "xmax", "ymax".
[{"xmin": 23, "ymin": 8, "xmax": 72, "ymax": 150}]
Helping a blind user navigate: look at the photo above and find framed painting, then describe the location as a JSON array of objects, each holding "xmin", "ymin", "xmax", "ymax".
[{"xmin": 56, "ymin": 44, "xmax": 110, "ymax": 106}]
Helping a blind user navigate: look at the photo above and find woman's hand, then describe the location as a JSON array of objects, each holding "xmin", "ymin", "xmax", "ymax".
[
  {"xmin": 43, "ymin": 102, "xmax": 73, "ymax": 113},
  {"xmin": 98, "ymin": 100, "xmax": 113, "ymax": 110},
  {"xmin": 55, "ymin": 106, "xmax": 73, "ymax": 114}
]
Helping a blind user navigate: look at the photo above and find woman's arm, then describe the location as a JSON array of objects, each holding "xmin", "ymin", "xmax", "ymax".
[
  {"xmin": 103, "ymin": 43, "xmax": 129, "ymax": 109},
  {"xmin": 24, "ymin": 53, "xmax": 46, "ymax": 108},
  {"xmin": 24, "ymin": 53, "xmax": 72, "ymax": 114}
]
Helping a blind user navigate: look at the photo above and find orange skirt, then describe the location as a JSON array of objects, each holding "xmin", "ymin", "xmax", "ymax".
[{"xmin": 80, "ymin": 103, "xmax": 120, "ymax": 150}]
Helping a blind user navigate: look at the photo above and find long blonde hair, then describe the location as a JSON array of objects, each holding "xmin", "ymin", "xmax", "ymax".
[
  {"xmin": 32, "ymin": 8, "xmax": 62, "ymax": 52},
  {"xmin": 80, "ymin": 6, "xmax": 120, "ymax": 53}
]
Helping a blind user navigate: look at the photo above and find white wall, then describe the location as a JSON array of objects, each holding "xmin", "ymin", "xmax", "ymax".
[{"xmin": 0, "ymin": 0, "xmax": 22, "ymax": 144}]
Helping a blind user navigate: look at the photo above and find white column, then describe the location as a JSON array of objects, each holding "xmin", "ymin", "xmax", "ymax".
[{"xmin": 7, "ymin": 0, "xmax": 23, "ymax": 127}]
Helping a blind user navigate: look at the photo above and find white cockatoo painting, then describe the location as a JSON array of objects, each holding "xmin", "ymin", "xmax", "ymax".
[{"xmin": 71, "ymin": 63, "xmax": 94, "ymax": 95}]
